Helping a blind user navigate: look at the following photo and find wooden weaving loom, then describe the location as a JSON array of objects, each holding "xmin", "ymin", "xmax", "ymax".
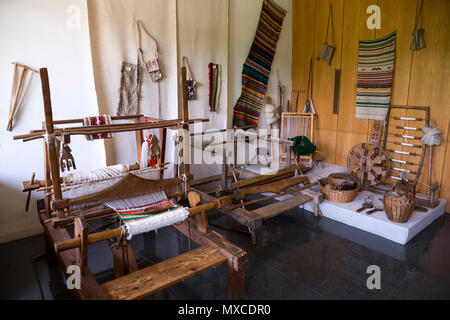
[
  {"xmin": 188, "ymin": 116, "xmax": 320, "ymax": 245},
  {"xmin": 192, "ymin": 163, "xmax": 322, "ymax": 245},
  {"xmin": 14, "ymin": 67, "xmax": 248, "ymax": 300}
]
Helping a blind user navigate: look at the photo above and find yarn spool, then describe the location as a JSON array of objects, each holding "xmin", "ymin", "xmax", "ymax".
[{"xmin": 265, "ymin": 103, "xmax": 280, "ymax": 125}]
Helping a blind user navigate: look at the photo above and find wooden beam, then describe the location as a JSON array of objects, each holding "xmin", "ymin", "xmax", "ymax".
[
  {"xmin": 40, "ymin": 68, "xmax": 64, "ymax": 219},
  {"xmin": 172, "ymin": 221, "xmax": 248, "ymax": 272},
  {"xmin": 237, "ymin": 176, "xmax": 310, "ymax": 199},
  {"xmin": 190, "ymin": 172, "xmax": 237, "ymax": 187},
  {"xmin": 74, "ymin": 217, "xmax": 88, "ymax": 276},
  {"xmin": 251, "ymin": 192, "xmax": 312, "ymax": 219},
  {"xmin": 101, "ymin": 246, "xmax": 227, "ymax": 300},
  {"xmin": 233, "ymin": 165, "xmax": 304, "ymax": 189},
  {"xmin": 192, "ymin": 188, "xmax": 263, "ymax": 231}
]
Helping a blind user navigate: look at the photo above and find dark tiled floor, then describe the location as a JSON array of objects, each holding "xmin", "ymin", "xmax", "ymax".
[{"xmin": 1, "ymin": 202, "xmax": 450, "ymax": 300}]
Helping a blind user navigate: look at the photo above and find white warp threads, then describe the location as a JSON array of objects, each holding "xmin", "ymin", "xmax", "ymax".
[
  {"xmin": 61, "ymin": 166, "xmax": 159, "ymax": 198},
  {"xmin": 63, "ymin": 164, "xmax": 129, "ymax": 184},
  {"xmin": 104, "ymin": 191, "xmax": 167, "ymax": 212},
  {"xmin": 123, "ymin": 207, "xmax": 189, "ymax": 240}
]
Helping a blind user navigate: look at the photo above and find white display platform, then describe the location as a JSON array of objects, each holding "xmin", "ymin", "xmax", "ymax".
[{"xmin": 247, "ymin": 163, "xmax": 447, "ymax": 245}]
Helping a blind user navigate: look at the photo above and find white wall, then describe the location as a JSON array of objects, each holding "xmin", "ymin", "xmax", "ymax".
[
  {"xmin": 87, "ymin": 0, "xmax": 179, "ymax": 178},
  {"xmin": 0, "ymin": 0, "xmax": 106, "ymax": 243},
  {"xmin": 177, "ymin": 0, "xmax": 229, "ymax": 180}
]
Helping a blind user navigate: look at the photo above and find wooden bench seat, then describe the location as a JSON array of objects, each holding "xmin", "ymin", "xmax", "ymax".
[{"xmin": 100, "ymin": 245, "xmax": 227, "ymax": 300}]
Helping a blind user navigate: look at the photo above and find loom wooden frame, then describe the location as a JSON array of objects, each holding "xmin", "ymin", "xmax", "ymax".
[
  {"xmin": 191, "ymin": 164, "xmax": 321, "ymax": 245},
  {"xmin": 15, "ymin": 67, "xmax": 248, "ymax": 300},
  {"xmin": 188, "ymin": 122, "xmax": 319, "ymax": 245},
  {"xmin": 280, "ymin": 112, "xmax": 315, "ymax": 165}
]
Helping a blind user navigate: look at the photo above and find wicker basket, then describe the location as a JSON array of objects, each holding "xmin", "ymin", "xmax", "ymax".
[
  {"xmin": 319, "ymin": 177, "xmax": 359, "ymax": 203},
  {"xmin": 383, "ymin": 182, "xmax": 415, "ymax": 223}
]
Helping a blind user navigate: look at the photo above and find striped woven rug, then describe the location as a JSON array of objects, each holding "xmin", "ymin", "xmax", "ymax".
[
  {"xmin": 232, "ymin": 0, "xmax": 286, "ymax": 128},
  {"xmin": 356, "ymin": 31, "xmax": 396, "ymax": 121}
]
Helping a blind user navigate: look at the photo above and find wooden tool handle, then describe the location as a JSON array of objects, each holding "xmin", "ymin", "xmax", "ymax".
[{"xmin": 25, "ymin": 172, "xmax": 36, "ymax": 212}]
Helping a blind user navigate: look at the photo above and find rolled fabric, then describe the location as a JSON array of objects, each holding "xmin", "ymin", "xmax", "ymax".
[{"xmin": 123, "ymin": 207, "xmax": 189, "ymax": 240}]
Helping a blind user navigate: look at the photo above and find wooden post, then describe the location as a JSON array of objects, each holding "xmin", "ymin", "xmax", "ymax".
[
  {"xmin": 188, "ymin": 191, "xmax": 208, "ymax": 233},
  {"xmin": 112, "ymin": 244, "xmax": 124, "ymax": 279},
  {"xmin": 181, "ymin": 67, "xmax": 190, "ymax": 181},
  {"xmin": 40, "ymin": 68, "xmax": 64, "ymax": 219},
  {"xmin": 135, "ymin": 116, "xmax": 145, "ymax": 166},
  {"xmin": 25, "ymin": 172, "xmax": 35, "ymax": 212},
  {"xmin": 74, "ymin": 217, "xmax": 88, "ymax": 276},
  {"xmin": 159, "ymin": 127, "xmax": 167, "ymax": 179},
  {"xmin": 222, "ymin": 151, "xmax": 229, "ymax": 190},
  {"xmin": 112, "ymin": 240, "xmax": 138, "ymax": 278},
  {"xmin": 228, "ymin": 265, "xmax": 245, "ymax": 300},
  {"xmin": 43, "ymin": 138, "xmax": 52, "ymax": 216}
]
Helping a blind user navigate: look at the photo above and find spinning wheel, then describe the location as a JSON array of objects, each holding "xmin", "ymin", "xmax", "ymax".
[{"xmin": 347, "ymin": 143, "xmax": 390, "ymax": 186}]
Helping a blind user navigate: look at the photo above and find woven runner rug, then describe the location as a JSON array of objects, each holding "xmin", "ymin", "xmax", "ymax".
[
  {"xmin": 356, "ymin": 31, "xmax": 396, "ymax": 121},
  {"xmin": 232, "ymin": 0, "xmax": 286, "ymax": 128}
]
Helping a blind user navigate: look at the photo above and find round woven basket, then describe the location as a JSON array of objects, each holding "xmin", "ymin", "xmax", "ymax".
[
  {"xmin": 383, "ymin": 192, "xmax": 415, "ymax": 223},
  {"xmin": 319, "ymin": 177, "xmax": 359, "ymax": 203}
]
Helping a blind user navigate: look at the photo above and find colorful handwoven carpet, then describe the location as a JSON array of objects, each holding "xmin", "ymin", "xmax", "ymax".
[
  {"xmin": 232, "ymin": 0, "xmax": 286, "ymax": 127},
  {"xmin": 356, "ymin": 31, "xmax": 396, "ymax": 121}
]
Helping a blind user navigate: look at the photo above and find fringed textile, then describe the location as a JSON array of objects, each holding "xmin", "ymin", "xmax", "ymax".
[
  {"xmin": 356, "ymin": 31, "xmax": 396, "ymax": 121},
  {"xmin": 232, "ymin": 0, "xmax": 286, "ymax": 127}
]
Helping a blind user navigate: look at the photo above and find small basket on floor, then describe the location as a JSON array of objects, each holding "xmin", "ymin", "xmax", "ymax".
[
  {"xmin": 319, "ymin": 174, "xmax": 359, "ymax": 203},
  {"xmin": 383, "ymin": 181, "xmax": 415, "ymax": 223}
]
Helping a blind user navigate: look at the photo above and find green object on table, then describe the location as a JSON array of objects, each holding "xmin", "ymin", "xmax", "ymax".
[{"xmin": 290, "ymin": 136, "xmax": 316, "ymax": 156}]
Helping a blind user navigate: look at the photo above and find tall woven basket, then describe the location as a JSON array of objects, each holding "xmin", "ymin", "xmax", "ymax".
[{"xmin": 383, "ymin": 182, "xmax": 415, "ymax": 223}]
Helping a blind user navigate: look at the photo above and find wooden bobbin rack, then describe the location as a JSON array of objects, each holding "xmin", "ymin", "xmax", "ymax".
[{"xmin": 381, "ymin": 105, "xmax": 429, "ymax": 188}]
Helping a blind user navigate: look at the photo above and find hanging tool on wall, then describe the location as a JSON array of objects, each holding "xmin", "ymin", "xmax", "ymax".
[
  {"xmin": 317, "ymin": 4, "xmax": 335, "ymax": 65},
  {"xmin": 303, "ymin": 58, "xmax": 316, "ymax": 114},
  {"xmin": 7, "ymin": 62, "xmax": 37, "ymax": 131},
  {"xmin": 333, "ymin": 69, "xmax": 341, "ymax": 115},
  {"xmin": 183, "ymin": 56, "xmax": 197, "ymax": 101},
  {"xmin": 410, "ymin": 0, "xmax": 426, "ymax": 51}
]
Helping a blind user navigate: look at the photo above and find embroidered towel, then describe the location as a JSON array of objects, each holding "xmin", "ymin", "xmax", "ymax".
[{"xmin": 356, "ymin": 31, "xmax": 396, "ymax": 121}]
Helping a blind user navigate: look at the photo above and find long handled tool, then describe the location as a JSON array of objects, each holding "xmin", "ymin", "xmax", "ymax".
[{"xmin": 7, "ymin": 63, "xmax": 37, "ymax": 131}]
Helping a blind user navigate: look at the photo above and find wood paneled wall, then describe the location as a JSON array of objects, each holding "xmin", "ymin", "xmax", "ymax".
[{"xmin": 292, "ymin": 0, "xmax": 450, "ymax": 211}]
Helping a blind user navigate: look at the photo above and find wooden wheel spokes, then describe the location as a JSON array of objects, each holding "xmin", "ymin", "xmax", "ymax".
[{"xmin": 347, "ymin": 143, "xmax": 390, "ymax": 186}]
